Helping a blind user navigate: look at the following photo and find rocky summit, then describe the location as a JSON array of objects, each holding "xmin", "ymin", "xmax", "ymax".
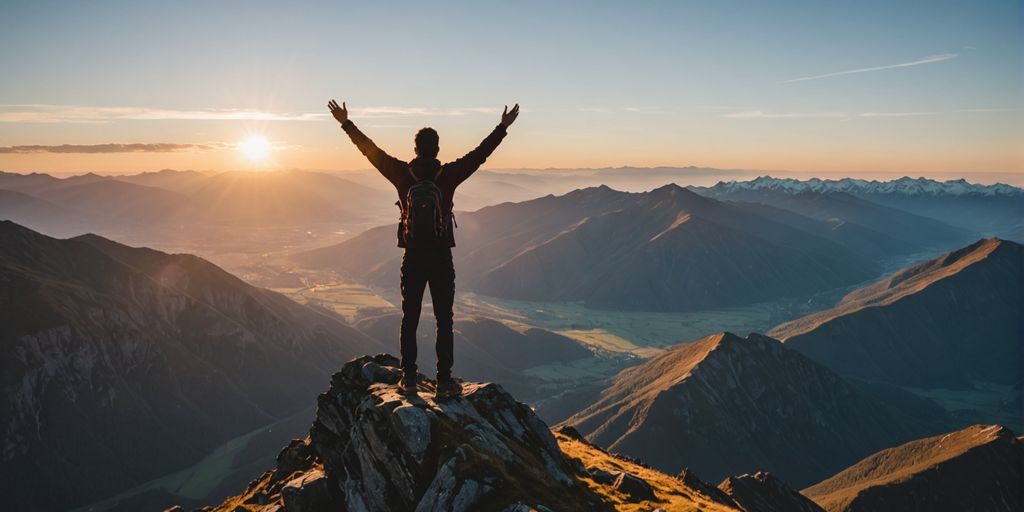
[{"xmin": 209, "ymin": 354, "xmax": 611, "ymax": 512}]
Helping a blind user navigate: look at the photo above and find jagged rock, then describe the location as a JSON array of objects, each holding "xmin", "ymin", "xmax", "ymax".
[
  {"xmin": 718, "ymin": 472, "xmax": 825, "ymax": 512},
  {"xmin": 555, "ymin": 425, "xmax": 587, "ymax": 443},
  {"xmin": 275, "ymin": 438, "xmax": 315, "ymax": 477},
  {"xmin": 210, "ymin": 354, "xmax": 610, "ymax": 512},
  {"xmin": 612, "ymin": 471, "xmax": 656, "ymax": 501},
  {"xmin": 280, "ymin": 469, "xmax": 339, "ymax": 512},
  {"xmin": 676, "ymin": 469, "xmax": 734, "ymax": 504},
  {"xmin": 586, "ymin": 466, "xmax": 617, "ymax": 485}
]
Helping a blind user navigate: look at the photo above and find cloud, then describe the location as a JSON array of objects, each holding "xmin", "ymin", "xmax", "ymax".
[
  {"xmin": 724, "ymin": 110, "xmax": 848, "ymax": 119},
  {"xmin": 0, "ymin": 104, "xmax": 498, "ymax": 123},
  {"xmin": 857, "ymin": 111, "xmax": 932, "ymax": 117},
  {"xmin": 724, "ymin": 108, "xmax": 1018, "ymax": 120},
  {"xmin": 577, "ymin": 106, "xmax": 665, "ymax": 113},
  {"xmin": 782, "ymin": 53, "xmax": 958, "ymax": 83},
  {"xmin": 0, "ymin": 143, "xmax": 224, "ymax": 154}
]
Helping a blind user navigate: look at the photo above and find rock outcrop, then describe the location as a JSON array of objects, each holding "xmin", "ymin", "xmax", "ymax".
[
  {"xmin": 718, "ymin": 472, "xmax": 825, "ymax": 512},
  {"xmin": 200, "ymin": 353, "xmax": 844, "ymax": 512},
  {"xmin": 212, "ymin": 354, "xmax": 612, "ymax": 512}
]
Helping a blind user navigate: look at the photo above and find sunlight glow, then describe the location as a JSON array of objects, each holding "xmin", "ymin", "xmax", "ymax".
[{"xmin": 239, "ymin": 135, "xmax": 270, "ymax": 162}]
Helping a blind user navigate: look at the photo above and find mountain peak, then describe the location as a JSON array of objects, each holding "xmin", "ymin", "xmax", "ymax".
[
  {"xmin": 211, "ymin": 354, "xmax": 610, "ymax": 512},
  {"xmin": 563, "ymin": 331, "xmax": 949, "ymax": 487},
  {"xmin": 804, "ymin": 424, "xmax": 1023, "ymax": 511}
]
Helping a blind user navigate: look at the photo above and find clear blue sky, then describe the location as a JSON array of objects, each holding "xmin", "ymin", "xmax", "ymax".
[{"xmin": 0, "ymin": 0, "xmax": 1020, "ymax": 176}]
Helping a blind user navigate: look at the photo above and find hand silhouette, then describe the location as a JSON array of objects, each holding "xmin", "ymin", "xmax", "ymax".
[
  {"xmin": 328, "ymin": 99, "xmax": 348, "ymax": 125},
  {"xmin": 500, "ymin": 104, "xmax": 520, "ymax": 128}
]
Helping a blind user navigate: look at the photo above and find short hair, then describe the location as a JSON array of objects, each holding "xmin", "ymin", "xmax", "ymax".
[{"xmin": 414, "ymin": 127, "xmax": 439, "ymax": 159}]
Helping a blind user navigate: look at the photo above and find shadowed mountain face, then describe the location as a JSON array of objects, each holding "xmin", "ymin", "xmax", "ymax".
[
  {"xmin": 562, "ymin": 332, "xmax": 953, "ymax": 488},
  {"xmin": 771, "ymin": 239, "xmax": 1023, "ymax": 426},
  {"xmin": 694, "ymin": 186, "xmax": 974, "ymax": 257},
  {"xmin": 297, "ymin": 184, "xmax": 880, "ymax": 312},
  {"xmin": 803, "ymin": 424, "xmax": 1024, "ymax": 512},
  {"xmin": 0, "ymin": 221, "xmax": 384, "ymax": 512}
]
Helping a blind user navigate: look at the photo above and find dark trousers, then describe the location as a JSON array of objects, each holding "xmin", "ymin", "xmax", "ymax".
[{"xmin": 399, "ymin": 247, "xmax": 455, "ymax": 380}]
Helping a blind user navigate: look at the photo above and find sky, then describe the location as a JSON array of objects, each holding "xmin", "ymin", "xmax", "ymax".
[{"xmin": 0, "ymin": 0, "xmax": 1021, "ymax": 180}]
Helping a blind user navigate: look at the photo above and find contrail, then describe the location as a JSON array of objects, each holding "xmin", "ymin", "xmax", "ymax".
[{"xmin": 782, "ymin": 53, "xmax": 958, "ymax": 83}]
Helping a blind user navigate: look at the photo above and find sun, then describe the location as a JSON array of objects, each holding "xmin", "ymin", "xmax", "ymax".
[{"xmin": 239, "ymin": 135, "xmax": 271, "ymax": 161}]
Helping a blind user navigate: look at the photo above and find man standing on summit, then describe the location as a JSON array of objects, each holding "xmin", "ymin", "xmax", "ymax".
[{"xmin": 328, "ymin": 99, "xmax": 519, "ymax": 398}]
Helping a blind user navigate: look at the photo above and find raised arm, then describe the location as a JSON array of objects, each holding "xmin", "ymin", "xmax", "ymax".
[
  {"xmin": 328, "ymin": 99, "xmax": 404, "ymax": 185},
  {"xmin": 446, "ymin": 104, "xmax": 519, "ymax": 185}
]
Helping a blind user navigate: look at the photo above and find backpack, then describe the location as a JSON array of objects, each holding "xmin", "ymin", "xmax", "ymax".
[{"xmin": 400, "ymin": 166, "xmax": 448, "ymax": 247}]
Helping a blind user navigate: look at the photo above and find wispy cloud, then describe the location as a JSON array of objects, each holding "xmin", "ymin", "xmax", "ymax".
[
  {"xmin": 857, "ymin": 111, "xmax": 932, "ymax": 117},
  {"xmin": 724, "ymin": 110, "xmax": 849, "ymax": 119},
  {"xmin": 0, "ymin": 143, "xmax": 225, "ymax": 154},
  {"xmin": 577, "ymin": 106, "xmax": 666, "ymax": 114},
  {"xmin": 0, "ymin": 104, "xmax": 498, "ymax": 123},
  {"xmin": 724, "ymin": 107, "xmax": 1017, "ymax": 120},
  {"xmin": 782, "ymin": 53, "xmax": 959, "ymax": 83}
]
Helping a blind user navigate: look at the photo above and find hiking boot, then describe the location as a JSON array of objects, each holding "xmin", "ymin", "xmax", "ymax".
[
  {"xmin": 434, "ymin": 376, "xmax": 463, "ymax": 399},
  {"xmin": 398, "ymin": 371, "xmax": 417, "ymax": 394}
]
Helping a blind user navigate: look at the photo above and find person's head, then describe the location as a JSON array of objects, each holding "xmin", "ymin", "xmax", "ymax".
[{"xmin": 414, "ymin": 127, "xmax": 440, "ymax": 160}]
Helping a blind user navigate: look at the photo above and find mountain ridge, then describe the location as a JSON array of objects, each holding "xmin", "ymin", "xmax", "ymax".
[
  {"xmin": 561, "ymin": 332, "xmax": 954, "ymax": 487},
  {"xmin": 0, "ymin": 220, "xmax": 385, "ymax": 511}
]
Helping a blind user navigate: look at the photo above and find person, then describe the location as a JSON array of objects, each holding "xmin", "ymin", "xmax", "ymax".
[{"xmin": 328, "ymin": 99, "xmax": 519, "ymax": 398}]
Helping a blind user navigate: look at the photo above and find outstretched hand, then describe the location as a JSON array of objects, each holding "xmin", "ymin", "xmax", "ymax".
[
  {"xmin": 500, "ymin": 104, "xmax": 520, "ymax": 128},
  {"xmin": 328, "ymin": 99, "xmax": 348, "ymax": 125}
]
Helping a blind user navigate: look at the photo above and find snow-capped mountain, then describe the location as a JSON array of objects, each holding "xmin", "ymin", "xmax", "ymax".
[
  {"xmin": 711, "ymin": 176, "xmax": 1023, "ymax": 197},
  {"xmin": 702, "ymin": 176, "xmax": 1024, "ymax": 239}
]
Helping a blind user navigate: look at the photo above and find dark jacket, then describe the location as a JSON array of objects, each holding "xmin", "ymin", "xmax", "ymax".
[{"xmin": 341, "ymin": 120, "xmax": 507, "ymax": 247}]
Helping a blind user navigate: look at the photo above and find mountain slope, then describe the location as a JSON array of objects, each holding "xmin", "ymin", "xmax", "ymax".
[
  {"xmin": 0, "ymin": 221, "xmax": 384, "ymax": 511},
  {"xmin": 695, "ymin": 185, "xmax": 972, "ymax": 255},
  {"xmin": 771, "ymin": 239, "xmax": 1023, "ymax": 404},
  {"xmin": 803, "ymin": 424, "xmax": 1023, "ymax": 512},
  {"xmin": 0, "ymin": 188, "xmax": 94, "ymax": 237},
  {"xmin": 562, "ymin": 332, "xmax": 952, "ymax": 487},
  {"xmin": 297, "ymin": 184, "xmax": 879, "ymax": 312}
]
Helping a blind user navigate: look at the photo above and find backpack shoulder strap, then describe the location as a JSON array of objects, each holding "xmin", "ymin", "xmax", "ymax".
[{"xmin": 408, "ymin": 165, "xmax": 442, "ymax": 183}]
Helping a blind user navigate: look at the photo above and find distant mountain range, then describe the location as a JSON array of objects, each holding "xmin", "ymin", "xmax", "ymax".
[
  {"xmin": 0, "ymin": 220, "xmax": 385, "ymax": 511},
  {"xmin": 711, "ymin": 176, "xmax": 1024, "ymax": 197},
  {"xmin": 297, "ymin": 184, "xmax": 883, "ymax": 312},
  {"xmin": 804, "ymin": 424, "xmax": 1023, "ymax": 512},
  {"xmin": 560, "ymin": 332, "xmax": 953, "ymax": 488},
  {"xmin": 0, "ymin": 169, "xmax": 394, "ymax": 239},
  {"xmin": 707, "ymin": 176, "xmax": 1024, "ymax": 239},
  {"xmin": 771, "ymin": 238, "xmax": 1023, "ymax": 428}
]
